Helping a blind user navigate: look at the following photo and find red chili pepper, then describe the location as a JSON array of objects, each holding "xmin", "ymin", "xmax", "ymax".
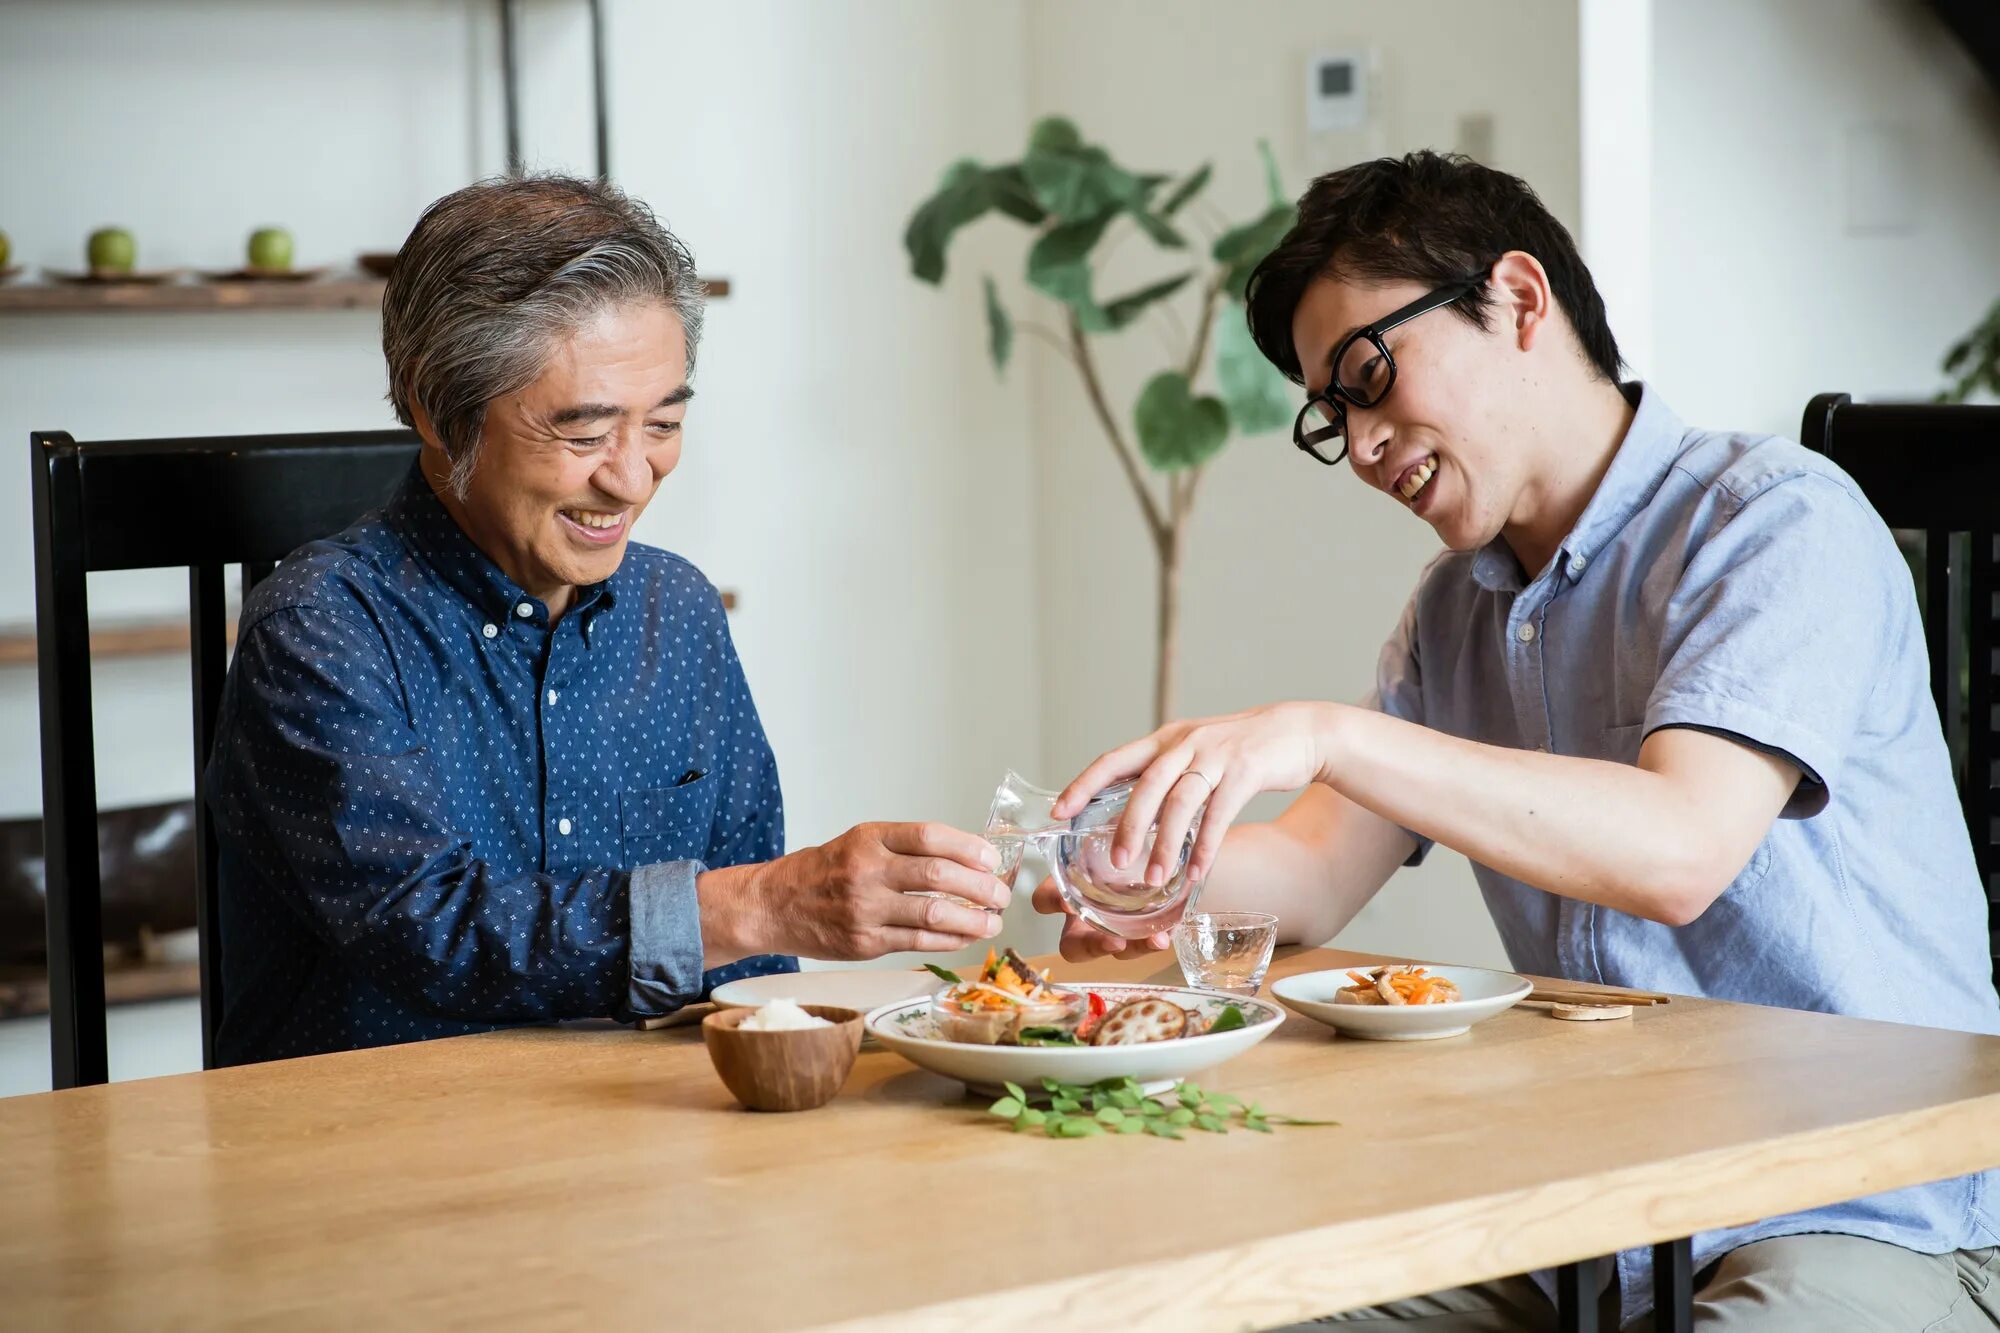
[{"xmin": 1088, "ymin": 991, "xmax": 1107, "ymax": 1020}]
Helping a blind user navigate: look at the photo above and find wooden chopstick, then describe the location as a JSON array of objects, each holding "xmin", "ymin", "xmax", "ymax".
[{"xmin": 1526, "ymin": 986, "xmax": 1671, "ymax": 1007}]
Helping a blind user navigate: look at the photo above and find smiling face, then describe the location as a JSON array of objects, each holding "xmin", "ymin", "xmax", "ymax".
[
  {"xmin": 1291, "ymin": 270, "xmax": 1540, "ymax": 553},
  {"xmin": 425, "ymin": 301, "xmax": 690, "ymax": 617}
]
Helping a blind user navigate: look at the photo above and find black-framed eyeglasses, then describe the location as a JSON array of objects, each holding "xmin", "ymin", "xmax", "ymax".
[{"xmin": 1293, "ymin": 272, "xmax": 1488, "ymax": 467}]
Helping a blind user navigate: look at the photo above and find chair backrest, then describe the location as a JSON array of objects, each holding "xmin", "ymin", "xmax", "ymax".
[
  {"xmin": 1800, "ymin": 393, "xmax": 1999, "ymax": 975},
  {"xmin": 32, "ymin": 429, "xmax": 421, "ymax": 1088}
]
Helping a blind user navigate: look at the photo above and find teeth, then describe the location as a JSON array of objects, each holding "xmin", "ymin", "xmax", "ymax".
[
  {"xmin": 563, "ymin": 510, "xmax": 622, "ymax": 530},
  {"xmin": 1398, "ymin": 458, "xmax": 1437, "ymax": 501}
]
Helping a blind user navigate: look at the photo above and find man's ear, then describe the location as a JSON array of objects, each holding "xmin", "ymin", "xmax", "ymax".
[{"xmin": 1488, "ymin": 249, "xmax": 1555, "ymax": 353}]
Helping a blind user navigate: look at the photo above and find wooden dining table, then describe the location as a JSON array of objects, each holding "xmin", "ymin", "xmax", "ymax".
[{"xmin": 6, "ymin": 944, "xmax": 2000, "ymax": 1331}]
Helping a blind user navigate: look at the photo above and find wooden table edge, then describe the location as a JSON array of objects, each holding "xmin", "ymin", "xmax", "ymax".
[{"xmin": 809, "ymin": 1091, "xmax": 2000, "ymax": 1331}]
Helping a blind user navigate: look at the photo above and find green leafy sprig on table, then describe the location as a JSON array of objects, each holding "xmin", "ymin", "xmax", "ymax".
[{"xmin": 988, "ymin": 1077, "xmax": 1336, "ymax": 1140}]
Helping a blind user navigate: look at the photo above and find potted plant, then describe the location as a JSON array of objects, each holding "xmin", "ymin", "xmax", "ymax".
[{"xmin": 902, "ymin": 117, "xmax": 1297, "ymax": 726}]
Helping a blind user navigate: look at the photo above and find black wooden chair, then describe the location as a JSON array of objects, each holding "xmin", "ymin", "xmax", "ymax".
[
  {"xmin": 1801, "ymin": 393, "xmax": 1999, "ymax": 973},
  {"xmin": 32, "ymin": 429, "xmax": 421, "ymax": 1088}
]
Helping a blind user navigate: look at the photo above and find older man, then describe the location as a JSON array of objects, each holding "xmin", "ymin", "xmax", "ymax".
[{"xmin": 207, "ymin": 175, "xmax": 1006, "ymax": 1065}]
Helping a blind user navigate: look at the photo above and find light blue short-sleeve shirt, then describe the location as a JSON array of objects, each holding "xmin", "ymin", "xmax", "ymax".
[{"xmin": 1371, "ymin": 383, "xmax": 2000, "ymax": 1324}]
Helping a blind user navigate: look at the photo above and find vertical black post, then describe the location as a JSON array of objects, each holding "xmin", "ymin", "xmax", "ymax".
[
  {"xmin": 589, "ymin": 0, "xmax": 610, "ymax": 179},
  {"xmin": 1652, "ymin": 1237, "xmax": 1695, "ymax": 1333},
  {"xmin": 1928, "ymin": 528, "xmax": 1958, "ymax": 767},
  {"xmin": 1555, "ymin": 1256, "xmax": 1604, "ymax": 1333},
  {"xmin": 190, "ymin": 564, "xmax": 230, "ymax": 1070},
  {"xmin": 499, "ymin": 0, "xmax": 523, "ymax": 176},
  {"xmin": 1971, "ymin": 531, "xmax": 1997, "ymax": 967},
  {"xmin": 32, "ymin": 432, "xmax": 108, "ymax": 1089}
]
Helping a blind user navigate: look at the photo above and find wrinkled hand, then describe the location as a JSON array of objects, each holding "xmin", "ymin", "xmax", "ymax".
[
  {"xmin": 764, "ymin": 822, "xmax": 1010, "ymax": 959},
  {"xmin": 1029, "ymin": 875, "xmax": 1173, "ymax": 962},
  {"xmin": 1053, "ymin": 701, "xmax": 1334, "ymax": 888}
]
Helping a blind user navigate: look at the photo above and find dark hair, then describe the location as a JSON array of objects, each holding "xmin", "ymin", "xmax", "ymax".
[
  {"xmin": 1245, "ymin": 151, "xmax": 1620, "ymax": 386},
  {"xmin": 382, "ymin": 174, "xmax": 705, "ymax": 497}
]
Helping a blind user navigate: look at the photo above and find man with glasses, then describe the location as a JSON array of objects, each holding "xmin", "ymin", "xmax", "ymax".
[{"xmin": 1034, "ymin": 151, "xmax": 2000, "ymax": 1329}]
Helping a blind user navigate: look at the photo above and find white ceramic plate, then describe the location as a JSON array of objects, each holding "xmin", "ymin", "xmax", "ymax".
[
  {"xmin": 711, "ymin": 968, "xmax": 937, "ymax": 1015},
  {"xmin": 1273, "ymin": 965, "xmax": 1531, "ymax": 1041},
  {"xmin": 865, "ymin": 983, "xmax": 1284, "ymax": 1095}
]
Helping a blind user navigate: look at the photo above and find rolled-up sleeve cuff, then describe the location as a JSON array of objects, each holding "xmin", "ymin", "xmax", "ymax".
[{"xmin": 623, "ymin": 859, "xmax": 708, "ymax": 1019}]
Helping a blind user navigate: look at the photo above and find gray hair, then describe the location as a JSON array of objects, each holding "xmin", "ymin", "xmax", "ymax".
[{"xmin": 382, "ymin": 174, "xmax": 706, "ymax": 498}]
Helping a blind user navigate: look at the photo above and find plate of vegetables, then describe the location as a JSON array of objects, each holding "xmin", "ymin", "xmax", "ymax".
[
  {"xmin": 864, "ymin": 949, "xmax": 1284, "ymax": 1095},
  {"xmin": 1272, "ymin": 963, "xmax": 1530, "ymax": 1041}
]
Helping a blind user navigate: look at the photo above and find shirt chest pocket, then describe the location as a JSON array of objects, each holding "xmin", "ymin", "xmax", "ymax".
[{"xmin": 619, "ymin": 778, "xmax": 721, "ymax": 869}]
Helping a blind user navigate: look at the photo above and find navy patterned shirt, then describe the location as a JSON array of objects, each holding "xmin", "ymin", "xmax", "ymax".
[{"xmin": 205, "ymin": 464, "xmax": 793, "ymax": 1065}]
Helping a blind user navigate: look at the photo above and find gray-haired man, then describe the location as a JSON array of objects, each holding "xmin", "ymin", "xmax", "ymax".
[{"xmin": 206, "ymin": 176, "xmax": 1006, "ymax": 1064}]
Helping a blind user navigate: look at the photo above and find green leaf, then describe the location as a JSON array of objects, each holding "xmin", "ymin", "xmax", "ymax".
[
  {"xmin": 1041, "ymin": 1078, "xmax": 1066, "ymax": 1093},
  {"xmin": 1243, "ymin": 1116, "xmax": 1274, "ymax": 1134},
  {"xmin": 1129, "ymin": 208, "xmax": 1186, "ymax": 250},
  {"xmin": 1020, "ymin": 1108, "xmax": 1047, "ymax": 1128},
  {"xmin": 1167, "ymin": 1107, "xmax": 1196, "ymax": 1126},
  {"xmin": 1056, "ymin": 1117, "xmax": 1104, "ymax": 1138},
  {"xmin": 1138, "ymin": 1100, "xmax": 1168, "ymax": 1118},
  {"xmin": 1022, "ymin": 145, "xmax": 1137, "ymax": 222},
  {"xmin": 1133, "ymin": 371, "xmax": 1229, "ymax": 472},
  {"xmin": 1026, "ymin": 212, "xmax": 1116, "ymax": 315},
  {"xmin": 1159, "ymin": 163, "xmax": 1212, "ymax": 218},
  {"xmin": 1017, "ymin": 1026, "xmax": 1081, "ymax": 1047},
  {"xmin": 1179, "ymin": 1082, "xmax": 1204, "ymax": 1102},
  {"xmin": 1215, "ymin": 304, "xmax": 1293, "ymax": 436},
  {"xmin": 902, "ymin": 159, "xmax": 992, "ymax": 285},
  {"xmin": 1208, "ymin": 1004, "xmax": 1249, "ymax": 1034},
  {"xmin": 1259, "ymin": 138, "xmax": 1285, "ymax": 207},
  {"xmin": 1116, "ymin": 1118, "xmax": 1147, "ymax": 1135},
  {"xmin": 1095, "ymin": 1107, "xmax": 1125, "ymax": 1125},
  {"xmin": 1099, "ymin": 272, "xmax": 1193, "ymax": 331},
  {"xmin": 1146, "ymin": 1121, "xmax": 1183, "ymax": 1140},
  {"xmin": 986, "ymin": 165, "xmax": 1047, "ymax": 225},
  {"xmin": 1004, "ymin": 1081, "xmax": 1027, "ymax": 1103},
  {"xmin": 982, "ymin": 275, "xmax": 1014, "ymax": 377},
  {"xmin": 989, "ymin": 1096, "xmax": 1024, "ymax": 1119},
  {"xmin": 1211, "ymin": 202, "xmax": 1297, "ymax": 299},
  {"xmin": 1051, "ymin": 1096, "xmax": 1082, "ymax": 1114},
  {"xmin": 923, "ymin": 963, "xmax": 962, "ymax": 984},
  {"xmin": 1029, "ymin": 115, "xmax": 1083, "ymax": 153},
  {"xmin": 1195, "ymin": 1114, "xmax": 1227, "ymax": 1133}
]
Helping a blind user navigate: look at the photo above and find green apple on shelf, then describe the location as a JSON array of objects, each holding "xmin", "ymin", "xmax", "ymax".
[
  {"xmin": 87, "ymin": 227, "xmax": 136, "ymax": 274},
  {"xmin": 247, "ymin": 227, "xmax": 294, "ymax": 272}
]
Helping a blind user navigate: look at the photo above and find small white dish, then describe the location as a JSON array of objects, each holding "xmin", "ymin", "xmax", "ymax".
[
  {"xmin": 711, "ymin": 968, "xmax": 936, "ymax": 1015},
  {"xmin": 865, "ymin": 983, "xmax": 1284, "ymax": 1096},
  {"xmin": 1273, "ymin": 965, "xmax": 1531, "ymax": 1042}
]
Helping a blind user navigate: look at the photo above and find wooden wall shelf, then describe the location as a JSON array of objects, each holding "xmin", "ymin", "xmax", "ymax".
[
  {"xmin": 0, "ymin": 590, "xmax": 738, "ymax": 667},
  {"xmin": 0, "ymin": 275, "xmax": 730, "ymax": 314}
]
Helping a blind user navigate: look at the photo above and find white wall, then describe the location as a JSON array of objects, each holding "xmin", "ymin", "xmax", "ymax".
[
  {"xmin": 1018, "ymin": 0, "xmax": 1585, "ymax": 968},
  {"xmin": 0, "ymin": 0, "xmax": 1040, "ymax": 1092},
  {"xmin": 1647, "ymin": 0, "xmax": 2000, "ymax": 433}
]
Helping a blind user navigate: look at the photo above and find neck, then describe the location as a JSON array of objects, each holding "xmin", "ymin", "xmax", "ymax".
[
  {"xmin": 1500, "ymin": 377, "xmax": 1637, "ymax": 578},
  {"xmin": 420, "ymin": 454, "xmax": 579, "ymax": 624}
]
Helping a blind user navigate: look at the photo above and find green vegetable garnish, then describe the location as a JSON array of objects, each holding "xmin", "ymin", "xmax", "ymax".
[
  {"xmin": 923, "ymin": 963, "xmax": 962, "ymax": 984},
  {"xmin": 985, "ymin": 1075, "xmax": 1334, "ymax": 1141},
  {"xmin": 1209, "ymin": 1004, "xmax": 1247, "ymax": 1033},
  {"xmin": 1015, "ymin": 1027, "xmax": 1082, "ymax": 1047}
]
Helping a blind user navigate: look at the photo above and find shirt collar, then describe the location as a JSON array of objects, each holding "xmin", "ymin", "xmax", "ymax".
[
  {"xmin": 382, "ymin": 463, "xmax": 616, "ymax": 630},
  {"xmin": 1468, "ymin": 381, "xmax": 1685, "ymax": 593}
]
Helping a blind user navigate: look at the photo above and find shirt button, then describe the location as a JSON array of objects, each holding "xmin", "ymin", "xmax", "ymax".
[
  {"xmin": 557, "ymin": 817, "xmax": 573, "ymax": 836},
  {"xmin": 481, "ymin": 623, "xmax": 498, "ymax": 639},
  {"xmin": 546, "ymin": 689, "xmax": 558, "ymax": 706},
  {"xmin": 516, "ymin": 602, "xmax": 534, "ymax": 618},
  {"xmin": 1569, "ymin": 554, "xmax": 1588, "ymax": 575},
  {"xmin": 1517, "ymin": 622, "xmax": 1537, "ymax": 644}
]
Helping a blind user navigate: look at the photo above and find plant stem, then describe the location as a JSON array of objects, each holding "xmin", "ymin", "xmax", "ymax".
[
  {"xmin": 1154, "ymin": 523, "xmax": 1182, "ymax": 728},
  {"xmin": 1182, "ymin": 272, "xmax": 1227, "ymax": 383},
  {"xmin": 1066, "ymin": 309, "xmax": 1168, "ymax": 549}
]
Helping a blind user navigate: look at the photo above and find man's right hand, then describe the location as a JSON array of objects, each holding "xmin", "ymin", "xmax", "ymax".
[
  {"xmin": 1029, "ymin": 875, "xmax": 1173, "ymax": 963},
  {"xmin": 711, "ymin": 822, "xmax": 1010, "ymax": 962}
]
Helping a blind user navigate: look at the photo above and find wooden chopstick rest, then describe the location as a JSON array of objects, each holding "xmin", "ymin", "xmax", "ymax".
[{"xmin": 1550, "ymin": 1002, "xmax": 1634, "ymax": 1021}]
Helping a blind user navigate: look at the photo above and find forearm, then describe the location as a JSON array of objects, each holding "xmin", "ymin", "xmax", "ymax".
[
  {"xmin": 1316, "ymin": 705, "xmax": 1729, "ymax": 925},
  {"xmin": 694, "ymin": 860, "xmax": 775, "ymax": 968},
  {"xmin": 1196, "ymin": 786, "xmax": 1412, "ymax": 945}
]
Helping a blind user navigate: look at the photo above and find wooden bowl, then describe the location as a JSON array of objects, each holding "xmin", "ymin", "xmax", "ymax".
[{"xmin": 701, "ymin": 1004, "xmax": 863, "ymax": 1112}]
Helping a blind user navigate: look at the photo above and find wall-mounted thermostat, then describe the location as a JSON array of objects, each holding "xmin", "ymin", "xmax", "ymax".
[{"xmin": 1308, "ymin": 50, "xmax": 1372, "ymax": 133}]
